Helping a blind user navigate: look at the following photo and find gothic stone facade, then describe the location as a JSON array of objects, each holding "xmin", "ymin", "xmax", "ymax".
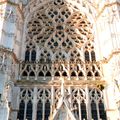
[{"xmin": 0, "ymin": 0, "xmax": 120, "ymax": 120}]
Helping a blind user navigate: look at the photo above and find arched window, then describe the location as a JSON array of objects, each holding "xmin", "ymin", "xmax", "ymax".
[
  {"xmin": 39, "ymin": 71, "xmax": 44, "ymax": 77},
  {"xmin": 29, "ymin": 71, "xmax": 35, "ymax": 76},
  {"xmin": 55, "ymin": 71, "xmax": 60, "ymax": 76},
  {"xmin": 25, "ymin": 50, "xmax": 30, "ymax": 61},
  {"xmin": 95, "ymin": 71, "xmax": 100, "ymax": 77},
  {"xmin": 87, "ymin": 71, "xmax": 92, "ymax": 77},
  {"xmin": 46, "ymin": 71, "xmax": 51, "ymax": 77},
  {"xmin": 62, "ymin": 71, "xmax": 67, "ymax": 76},
  {"xmin": 71, "ymin": 71, "xmax": 76, "ymax": 77},
  {"xmin": 91, "ymin": 101, "xmax": 98, "ymax": 120},
  {"xmin": 99, "ymin": 101, "xmax": 107, "ymax": 120},
  {"xmin": 45, "ymin": 100, "xmax": 50, "ymax": 120},
  {"xmin": 31, "ymin": 50, "xmax": 36, "ymax": 62},
  {"xmin": 78, "ymin": 71, "xmax": 84, "ymax": 77},
  {"xmin": 26, "ymin": 100, "xmax": 33, "ymax": 120},
  {"xmin": 22, "ymin": 71, "xmax": 27, "ymax": 76},
  {"xmin": 85, "ymin": 51, "xmax": 90, "ymax": 62},
  {"xmin": 81, "ymin": 101, "xmax": 87, "ymax": 120},
  {"xmin": 91, "ymin": 51, "xmax": 96, "ymax": 61},
  {"xmin": 37, "ymin": 100, "xmax": 42, "ymax": 120},
  {"xmin": 17, "ymin": 100, "xmax": 25, "ymax": 120}
]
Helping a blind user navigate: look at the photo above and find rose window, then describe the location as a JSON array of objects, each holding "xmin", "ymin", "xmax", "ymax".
[{"xmin": 26, "ymin": 0, "xmax": 94, "ymax": 62}]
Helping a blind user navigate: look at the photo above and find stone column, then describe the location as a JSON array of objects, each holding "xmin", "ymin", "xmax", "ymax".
[
  {"xmin": 32, "ymin": 87, "xmax": 37, "ymax": 120},
  {"xmin": 85, "ymin": 85, "xmax": 91, "ymax": 120}
]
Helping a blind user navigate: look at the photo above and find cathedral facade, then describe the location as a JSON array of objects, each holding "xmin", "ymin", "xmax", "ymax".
[{"xmin": 0, "ymin": 0, "xmax": 120, "ymax": 120}]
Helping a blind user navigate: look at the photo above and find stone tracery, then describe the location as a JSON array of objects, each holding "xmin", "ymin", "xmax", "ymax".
[
  {"xmin": 26, "ymin": 0, "xmax": 93, "ymax": 59},
  {"xmin": 21, "ymin": 0, "xmax": 101, "ymax": 81},
  {"xmin": 17, "ymin": 0, "xmax": 107, "ymax": 120}
]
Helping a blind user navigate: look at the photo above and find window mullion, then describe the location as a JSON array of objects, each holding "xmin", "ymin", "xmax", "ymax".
[
  {"xmin": 32, "ymin": 87, "xmax": 37, "ymax": 120},
  {"xmin": 96, "ymin": 101, "xmax": 100, "ymax": 120},
  {"xmin": 85, "ymin": 86, "xmax": 91, "ymax": 119},
  {"xmin": 24, "ymin": 100, "xmax": 27, "ymax": 120},
  {"xmin": 42, "ymin": 89, "xmax": 45, "ymax": 120}
]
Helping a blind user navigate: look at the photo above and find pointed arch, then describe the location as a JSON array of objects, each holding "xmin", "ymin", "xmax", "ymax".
[
  {"xmin": 31, "ymin": 50, "xmax": 36, "ymax": 62},
  {"xmin": 55, "ymin": 71, "xmax": 60, "ymax": 77},
  {"xmin": 78, "ymin": 71, "xmax": 84, "ymax": 77},
  {"xmin": 39, "ymin": 48, "xmax": 52, "ymax": 63},
  {"xmin": 62, "ymin": 71, "xmax": 68, "ymax": 77},
  {"xmin": 91, "ymin": 51, "xmax": 96, "ymax": 61},
  {"xmin": 53, "ymin": 51, "xmax": 68, "ymax": 61},
  {"xmin": 71, "ymin": 71, "xmax": 77, "ymax": 77},
  {"xmin": 29, "ymin": 71, "xmax": 35, "ymax": 76},
  {"xmin": 87, "ymin": 71, "xmax": 93, "ymax": 77},
  {"xmin": 81, "ymin": 101, "xmax": 87, "ymax": 120},
  {"xmin": 68, "ymin": 48, "xmax": 84, "ymax": 62},
  {"xmin": 85, "ymin": 51, "xmax": 90, "ymax": 62},
  {"xmin": 38, "ymin": 71, "xmax": 44, "ymax": 77},
  {"xmin": 46, "ymin": 71, "xmax": 51, "ymax": 77},
  {"xmin": 22, "ymin": 71, "xmax": 28, "ymax": 76},
  {"xmin": 95, "ymin": 71, "xmax": 100, "ymax": 77},
  {"xmin": 25, "ymin": 50, "xmax": 30, "ymax": 61}
]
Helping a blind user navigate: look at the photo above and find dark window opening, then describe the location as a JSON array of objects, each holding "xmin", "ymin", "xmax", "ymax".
[
  {"xmin": 71, "ymin": 71, "xmax": 76, "ymax": 77},
  {"xmin": 87, "ymin": 71, "xmax": 92, "ymax": 77},
  {"xmin": 22, "ymin": 71, "xmax": 27, "ymax": 76},
  {"xmin": 25, "ymin": 50, "xmax": 30, "ymax": 61},
  {"xmin": 31, "ymin": 50, "xmax": 36, "ymax": 62},
  {"xmin": 46, "ymin": 71, "xmax": 51, "ymax": 77},
  {"xmin": 91, "ymin": 51, "xmax": 96, "ymax": 61},
  {"xmin": 81, "ymin": 101, "xmax": 87, "ymax": 120},
  {"xmin": 62, "ymin": 71, "xmax": 67, "ymax": 76},
  {"xmin": 37, "ymin": 100, "xmax": 42, "ymax": 120},
  {"xmin": 85, "ymin": 51, "xmax": 90, "ymax": 62},
  {"xmin": 17, "ymin": 100, "xmax": 25, "ymax": 120},
  {"xmin": 22, "ymin": 90, "xmax": 26, "ymax": 97},
  {"xmin": 95, "ymin": 71, "xmax": 100, "ymax": 77},
  {"xmin": 0, "ymin": 94, "xmax": 1, "ymax": 101},
  {"xmin": 91, "ymin": 101, "xmax": 98, "ymax": 120},
  {"xmin": 78, "ymin": 71, "xmax": 84, "ymax": 77},
  {"xmin": 26, "ymin": 65, "xmax": 30, "ymax": 72},
  {"xmin": 39, "ymin": 71, "xmax": 44, "ymax": 77},
  {"xmin": 92, "ymin": 65, "xmax": 95, "ymax": 72},
  {"xmin": 99, "ymin": 102, "xmax": 107, "ymax": 120},
  {"xmin": 45, "ymin": 100, "xmax": 50, "ymax": 120},
  {"xmin": 55, "ymin": 72, "xmax": 60, "ymax": 76},
  {"xmin": 26, "ymin": 101, "xmax": 32, "ymax": 120},
  {"xmin": 29, "ymin": 71, "xmax": 35, "ymax": 76}
]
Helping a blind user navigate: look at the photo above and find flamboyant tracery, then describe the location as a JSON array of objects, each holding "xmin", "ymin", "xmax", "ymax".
[
  {"xmin": 17, "ymin": 0, "xmax": 107, "ymax": 120},
  {"xmin": 20, "ymin": 0, "xmax": 101, "ymax": 81},
  {"xmin": 25, "ymin": 0, "xmax": 93, "ymax": 62}
]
